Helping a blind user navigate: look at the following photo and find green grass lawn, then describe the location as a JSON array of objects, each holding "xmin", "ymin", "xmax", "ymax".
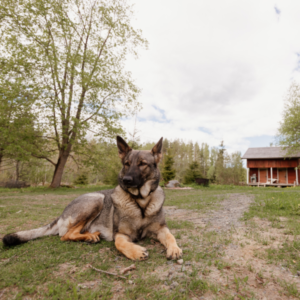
[
  {"xmin": 243, "ymin": 187, "xmax": 300, "ymax": 276},
  {"xmin": 1, "ymin": 185, "xmax": 300, "ymax": 299}
]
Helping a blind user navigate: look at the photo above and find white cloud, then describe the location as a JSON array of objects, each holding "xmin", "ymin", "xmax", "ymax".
[{"xmin": 123, "ymin": 0, "xmax": 300, "ymax": 154}]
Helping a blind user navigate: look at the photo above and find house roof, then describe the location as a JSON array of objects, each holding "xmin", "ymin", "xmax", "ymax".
[{"xmin": 242, "ymin": 147, "xmax": 300, "ymax": 159}]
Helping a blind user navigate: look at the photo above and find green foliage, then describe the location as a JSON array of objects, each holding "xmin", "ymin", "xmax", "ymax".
[
  {"xmin": 183, "ymin": 161, "xmax": 203, "ymax": 184},
  {"xmin": 162, "ymin": 151, "xmax": 176, "ymax": 182},
  {"xmin": 0, "ymin": 82, "xmax": 45, "ymax": 167},
  {"xmin": 278, "ymin": 82, "xmax": 300, "ymax": 154},
  {"xmin": 73, "ymin": 174, "xmax": 88, "ymax": 185},
  {"xmin": 0, "ymin": 0, "xmax": 147, "ymax": 187},
  {"xmin": 213, "ymin": 142, "xmax": 246, "ymax": 185}
]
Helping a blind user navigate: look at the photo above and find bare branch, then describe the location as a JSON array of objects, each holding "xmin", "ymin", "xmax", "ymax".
[
  {"xmin": 31, "ymin": 155, "xmax": 56, "ymax": 166},
  {"xmin": 89, "ymin": 264, "xmax": 128, "ymax": 279},
  {"xmin": 80, "ymin": 92, "xmax": 116, "ymax": 124}
]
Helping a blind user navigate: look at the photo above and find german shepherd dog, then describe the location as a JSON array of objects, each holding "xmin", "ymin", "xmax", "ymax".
[{"xmin": 3, "ymin": 136, "xmax": 182, "ymax": 261}]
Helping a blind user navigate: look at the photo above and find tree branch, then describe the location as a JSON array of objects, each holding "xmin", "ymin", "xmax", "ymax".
[
  {"xmin": 80, "ymin": 92, "xmax": 115, "ymax": 124},
  {"xmin": 31, "ymin": 155, "xmax": 56, "ymax": 166}
]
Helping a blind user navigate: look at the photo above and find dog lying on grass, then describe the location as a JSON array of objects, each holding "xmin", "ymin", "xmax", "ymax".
[{"xmin": 3, "ymin": 136, "xmax": 182, "ymax": 261}]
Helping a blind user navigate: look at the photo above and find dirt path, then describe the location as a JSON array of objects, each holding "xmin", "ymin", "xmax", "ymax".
[
  {"xmin": 165, "ymin": 193, "xmax": 253, "ymax": 230},
  {"xmin": 165, "ymin": 193, "xmax": 300, "ymax": 300}
]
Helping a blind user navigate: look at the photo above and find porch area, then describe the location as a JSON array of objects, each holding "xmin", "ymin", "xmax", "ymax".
[
  {"xmin": 247, "ymin": 182, "xmax": 295, "ymax": 187},
  {"xmin": 247, "ymin": 167, "xmax": 299, "ymax": 187}
]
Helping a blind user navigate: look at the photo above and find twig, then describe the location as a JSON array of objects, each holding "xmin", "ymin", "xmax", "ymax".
[
  {"xmin": 0, "ymin": 254, "xmax": 17, "ymax": 264},
  {"xmin": 1, "ymin": 251, "xmax": 28, "ymax": 265},
  {"xmin": 68, "ymin": 274, "xmax": 77, "ymax": 281},
  {"xmin": 293, "ymin": 246, "xmax": 300, "ymax": 253},
  {"xmin": 89, "ymin": 264, "xmax": 127, "ymax": 279},
  {"xmin": 0, "ymin": 289, "xmax": 6, "ymax": 299},
  {"xmin": 120, "ymin": 264, "xmax": 136, "ymax": 275}
]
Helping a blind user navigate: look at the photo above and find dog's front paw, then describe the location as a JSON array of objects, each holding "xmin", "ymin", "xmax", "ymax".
[
  {"xmin": 124, "ymin": 245, "xmax": 149, "ymax": 261},
  {"xmin": 85, "ymin": 232, "xmax": 101, "ymax": 243},
  {"xmin": 166, "ymin": 245, "xmax": 182, "ymax": 260}
]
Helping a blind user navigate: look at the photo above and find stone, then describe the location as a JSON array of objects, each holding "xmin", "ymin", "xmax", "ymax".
[
  {"xmin": 179, "ymin": 288, "xmax": 186, "ymax": 293},
  {"xmin": 128, "ymin": 280, "xmax": 134, "ymax": 285},
  {"xmin": 77, "ymin": 284, "xmax": 87, "ymax": 289},
  {"xmin": 185, "ymin": 261, "xmax": 192, "ymax": 266},
  {"xmin": 297, "ymin": 271, "xmax": 300, "ymax": 276},
  {"xmin": 170, "ymin": 281, "xmax": 179, "ymax": 289},
  {"xmin": 166, "ymin": 180, "xmax": 181, "ymax": 188},
  {"xmin": 177, "ymin": 259, "xmax": 183, "ymax": 265}
]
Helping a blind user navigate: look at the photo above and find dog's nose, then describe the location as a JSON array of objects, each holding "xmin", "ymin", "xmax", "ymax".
[{"xmin": 123, "ymin": 176, "xmax": 133, "ymax": 185}]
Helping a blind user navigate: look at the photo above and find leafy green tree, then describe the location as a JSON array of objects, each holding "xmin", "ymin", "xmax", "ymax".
[
  {"xmin": 215, "ymin": 141, "xmax": 226, "ymax": 183},
  {"xmin": 74, "ymin": 174, "xmax": 88, "ymax": 185},
  {"xmin": 0, "ymin": 83, "xmax": 45, "ymax": 171},
  {"xmin": 183, "ymin": 161, "xmax": 203, "ymax": 184},
  {"xmin": 228, "ymin": 152, "xmax": 246, "ymax": 184},
  {"xmin": 127, "ymin": 115, "xmax": 142, "ymax": 149},
  {"xmin": 278, "ymin": 82, "xmax": 300, "ymax": 154},
  {"xmin": 0, "ymin": 0, "xmax": 147, "ymax": 187},
  {"xmin": 162, "ymin": 151, "xmax": 176, "ymax": 182}
]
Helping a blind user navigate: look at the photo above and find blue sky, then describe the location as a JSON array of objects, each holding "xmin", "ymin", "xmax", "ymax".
[{"xmin": 122, "ymin": 0, "xmax": 300, "ymax": 156}]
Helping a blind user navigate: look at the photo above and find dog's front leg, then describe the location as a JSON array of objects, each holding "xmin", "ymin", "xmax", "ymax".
[
  {"xmin": 157, "ymin": 226, "xmax": 182, "ymax": 260},
  {"xmin": 115, "ymin": 233, "xmax": 149, "ymax": 261}
]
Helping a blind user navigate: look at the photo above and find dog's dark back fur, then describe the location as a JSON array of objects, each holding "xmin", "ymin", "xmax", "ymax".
[{"xmin": 2, "ymin": 136, "xmax": 166, "ymax": 247}]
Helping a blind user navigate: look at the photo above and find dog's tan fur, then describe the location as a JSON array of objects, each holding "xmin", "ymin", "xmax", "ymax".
[
  {"xmin": 60, "ymin": 221, "xmax": 101, "ymax": 243},
  {"xmin": 3, "ymin": 136, "xmax": 182, "ymax": 261}
]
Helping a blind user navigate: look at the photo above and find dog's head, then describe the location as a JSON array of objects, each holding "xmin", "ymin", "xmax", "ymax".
[{"xmin": 116, "ymin": 136, "xmax": 163, "ymax": 197}]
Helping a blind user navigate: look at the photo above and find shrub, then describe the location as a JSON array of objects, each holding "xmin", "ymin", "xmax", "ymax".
[
  {"xmin": 162, "ymin": 151, "xmax": 176, "ymax": 182},
  {"xmin": 74, "ymin": 174, "xmax": 88, "ymax": 185},
  {"xmin": 183, "ymin": 161, "xmax": 203, "ymax": 184}
]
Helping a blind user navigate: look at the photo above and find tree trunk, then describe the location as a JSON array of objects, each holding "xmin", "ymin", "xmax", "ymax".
[
  {"xmin": 16, "ymin": 160, "xmax": 20, "ymax": 181},
  {"xmin": 0, "ymin": 151, "xmax": 3, "ymax": 172},
  {"xmin": 50, "ymin": 153, "xmax": 69, "ymax": 188}
]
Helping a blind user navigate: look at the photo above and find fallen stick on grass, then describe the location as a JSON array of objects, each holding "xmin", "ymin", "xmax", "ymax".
[
  {"xmin": 89, "ymin": 264, "xmax": 128, "ymax": 279},
  {"xmin": 0, "ymin": 288, "xmax": 6, "ymax": 299},
  {"xmin": 1, "ymin": 251, "xmax": 28, "ymax": 265},
  {"xmin": 120, "ymin": 264, "xmax": 136, "ymax": 275}
]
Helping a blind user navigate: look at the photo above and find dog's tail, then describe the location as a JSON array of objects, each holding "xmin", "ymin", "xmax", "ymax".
[{"xmin": 2, "ymin": 217, "xmax": 60, "ymax": 246}]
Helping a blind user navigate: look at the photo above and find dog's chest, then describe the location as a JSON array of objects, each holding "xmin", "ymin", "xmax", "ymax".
[{"xmin": 111, "ymin": 186, "xmax": 164, "ymax": 220}]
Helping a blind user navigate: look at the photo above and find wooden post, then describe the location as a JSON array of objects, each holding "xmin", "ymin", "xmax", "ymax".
[
  {"xmin": 247, "ymin": 168, "xmax": 249, "ymax": 185},
  {"xmin": 295, "ymin": 167, "xmax": 298, "ymax": 186},
  {"xmin": 271, "ymin": 167, "xmax": 273, "ymax": 185}
]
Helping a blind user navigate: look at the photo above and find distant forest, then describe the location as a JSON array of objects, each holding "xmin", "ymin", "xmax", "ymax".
[{"xmin": 0, "ymin": 137, "xmax": 246, "ymax": 186}]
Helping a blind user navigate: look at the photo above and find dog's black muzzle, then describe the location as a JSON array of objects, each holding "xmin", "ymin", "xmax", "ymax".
[{"xmin": 122, "ymin": 175, "xmax": 142, "ymax": 188}]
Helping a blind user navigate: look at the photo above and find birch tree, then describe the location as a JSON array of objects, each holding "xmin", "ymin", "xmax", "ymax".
[
  {"xmin": 0, "ymin": 0, "xmax": 146, "ymax": 187},
  {"xmin": 278, "ymin": 82, "xmax": 300, "ymax": 154}
]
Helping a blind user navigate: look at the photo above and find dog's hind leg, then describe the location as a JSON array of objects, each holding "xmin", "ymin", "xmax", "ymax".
[
  {"xmin": 156, "ymin": 226, "xmax": 182, "ymax": 260},
  {"xmin": 60, "ymin": 221, "xmax": 101, "ymax": 243},
  {"xmin": 115, "ymin": 233, "xmax": 149, "ymax": 261}
]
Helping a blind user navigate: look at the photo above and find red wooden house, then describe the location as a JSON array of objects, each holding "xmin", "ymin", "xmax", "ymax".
[{"xmin": 242, "ymin": 147, "xmax": 300, "ymax": 186}]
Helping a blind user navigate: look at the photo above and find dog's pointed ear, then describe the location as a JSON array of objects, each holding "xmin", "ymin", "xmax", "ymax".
[
  {"xmin": 151, "ymin": 137, "xmax": 163, "ymax": 163},
  {"xmin": 117, "ymin": 136, "xmax": 132, "ymax": 160}
]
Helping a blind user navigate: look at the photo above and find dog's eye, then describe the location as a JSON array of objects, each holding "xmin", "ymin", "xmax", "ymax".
[
  {"xmin": 139, "ymin": 162, "xmax": 147, "ymax": 166},
  {"xmin": 125, "ymin": 162, "xmax": 130, "ymax": 166}
]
